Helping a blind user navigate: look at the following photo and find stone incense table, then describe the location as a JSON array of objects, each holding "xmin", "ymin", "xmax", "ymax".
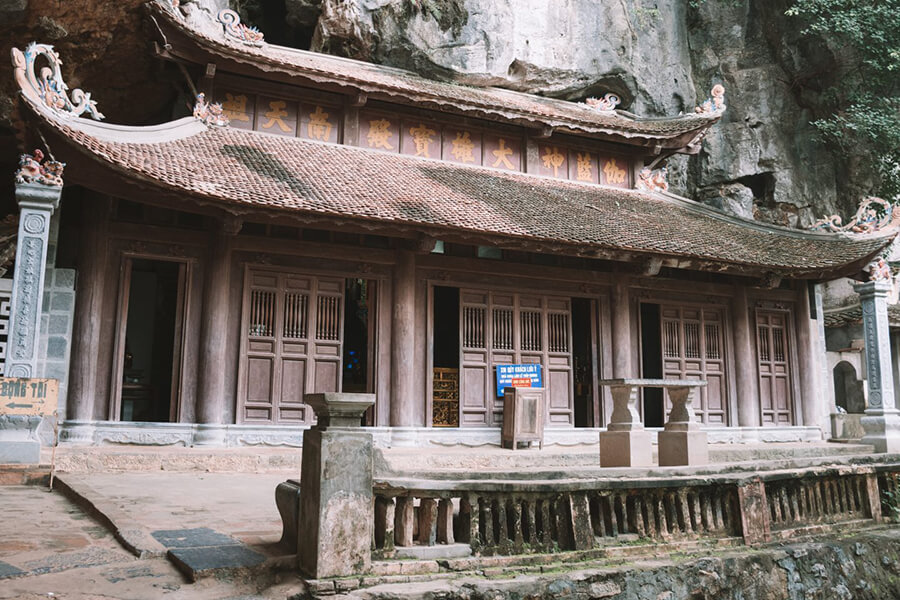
[
  {"xmin": 657, "ymin": 380, "xmax": 708, "ymax": 467},
  {"xmin": 296, "ymin": 392, "xmax": 375, "ymax": 579},
  {"xmin": 598, "ymin": 379, "xmax": 707, "ymax": 468}
]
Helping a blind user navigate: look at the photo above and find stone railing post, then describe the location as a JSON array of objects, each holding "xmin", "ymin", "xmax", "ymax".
[
  {"xmin": 598, "ymin": 379, "xmax": 652, "ymax": 467},
  {"xmin": 658, "ymin": 382, "xmax": 708, "ymax": 466},
  {"xmin": 853, "ymin": 280, "xmax": 900, "ymax": 452},
  {"xmin": 0, "ymin": 182, "xmax": 61, "ymax": 463},
  {"xmin": 297, "ymin": 392, "xmax": 375, "ymax": 579}
]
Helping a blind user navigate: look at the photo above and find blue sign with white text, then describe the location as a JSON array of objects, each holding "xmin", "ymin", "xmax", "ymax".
[{"xmin": 495, "ymin": 364, "xmax": 542, "ymax": 397}]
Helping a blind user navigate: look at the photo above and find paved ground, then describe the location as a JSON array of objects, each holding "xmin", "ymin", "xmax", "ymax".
[{"xmin": 0, "ymin": 476, "xmax": 304, "ymax": 599}]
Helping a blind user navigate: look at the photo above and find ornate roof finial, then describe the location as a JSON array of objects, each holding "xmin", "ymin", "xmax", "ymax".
[
  {"xmin": 193, "ymin": 93, "xmax": 229, "ymax": 127},
  {"xmin": 159, "ymin": 0, "xmax": 182, "ymax": 18},
  {"xmin": 584, "ymin": 93, "xmax": 621, "ymax": 112},
  {"xmin": 15, "ymin": 149, "xmax": 65, "ymax": 187},
  {"xmin": 217, "ymin": 9, "xmax": 265, "ymax": 47},
  {"xmin": 868, "ymin": 257, "xmax": 892, "ymax": 282},
  {"xmin": 811, "ymin": 197, "xmax": 897, "ymax": 234},
  {"xmin": 695, "ymin": 84, "xmax": 726, "ymax": 115},
  {"xmin": 636, "ymin": 166, "xmax": 668, "ymax": 194},
  {"xmin": 10, "ymin": 43, "xmax": 104, "ymax": 120}
]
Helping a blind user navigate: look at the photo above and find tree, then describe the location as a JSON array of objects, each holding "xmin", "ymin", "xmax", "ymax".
[{"xmin": 786, "ymin": 0, "xmax": 900, "ymax": 201}]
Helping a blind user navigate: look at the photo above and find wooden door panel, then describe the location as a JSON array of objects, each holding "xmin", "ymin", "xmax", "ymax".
[
  {"xmin": 756, "ymin": 310, "xmax": 793, "ymax": 425},
  {"xmin": 239, "ymin": 269, "xmax": 345, "ymax": 424}
]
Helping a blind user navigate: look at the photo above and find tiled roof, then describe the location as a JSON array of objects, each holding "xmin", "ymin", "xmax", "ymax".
[
  {"xmin": 30, "ymin": 97, "xmax": 894, "ymax": 278},
  {"xmin": 151, "ymin": 2, "xmax": 720, "ymax": 145},
  {"xmin": 824, "ymin": 305, "xmax": 900, "ymax": 328}
]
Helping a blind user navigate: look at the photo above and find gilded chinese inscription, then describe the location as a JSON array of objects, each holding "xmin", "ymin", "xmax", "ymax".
[
  {"xmin": 490, "ymin": 138, "xmax": 516, "ymax": 170},
  {"xmin": 408, "ymin": 123, "xmax": 437, "ymax": 157},
  {"xmin": 450, "ymin": 131, "xmax": 476, "ymax": 163},
  {"xmin": 261, "ymin": 100, "xmax": 292, "ymax": 133},
  {"xmin": 575, "ymin": 152, "xmax": 593, "ymax": 182},
  {"xmin": 602, "ymin": 158, "xmax": 628, "ymax": 186},
  {"xmin": 366, "ymin": 118, "xmax": 394, "ymax": 150},
  {"xmin": 221, "ymin": 93, "xmax": 251, "ymax": 126},
  {"xmin": 541, "ymin": 145, "xmax": 565, "ymax": 177},
  {"xmin": 307, "ymin": 105, "xmax": 332, "ymax": 141}
]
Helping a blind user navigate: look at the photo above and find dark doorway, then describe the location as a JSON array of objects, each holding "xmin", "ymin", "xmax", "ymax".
[
  {"xmin": 342, "ymin": 279, "xmax": 373, "ymax": 393},
  {"xmin": 640, "ymin": 302, "xmax": 665, "ymax": 428},
  {"xmin": 432, "ymin": 286, "xmax": 460, "ymax": 426},
  {"xmin": 120, "ymin": 259, "xmax": 182, "ymax": 422},
  {"xmin": 572, "ymin": 297, "xmax": 595, "ymax": 427}
]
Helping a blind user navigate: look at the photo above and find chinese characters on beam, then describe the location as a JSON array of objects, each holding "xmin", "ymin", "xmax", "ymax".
[
  {"xmin": 217, "ymin": 90, "xmax": 340, "ymax": 143},
  {"xmin": 537, "ymin": 143, "xmax": 630, "ymax": 187}
]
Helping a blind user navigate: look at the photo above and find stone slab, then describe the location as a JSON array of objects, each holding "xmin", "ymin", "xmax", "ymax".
[
  {"xmin": 598, "ymin": 430, "xmax": 652, "ymax": 467},
  {"xmin": 167, "ymin": 544, "xmax": 266, "ymax": 581},
  {"xmin": 0, "ymin": 440, "xmax": 41, "ymax": 464},
  {"xmin": 0, "ymin": 559, "xmax": 24, "ymax": 579},
  {"xmin": 393, "ymin": 543, "xmax": 472, "ymax": 560},
  {"xmin": 151, "ymin": 527, "xmax": 238, "ymax": 549}
]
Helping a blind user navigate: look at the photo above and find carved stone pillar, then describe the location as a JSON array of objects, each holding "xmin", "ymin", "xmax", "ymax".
[
  {"xmin": 1, "ymin": 182, "xmax": 61, "ymax": 462},
  {"xmin": 194, "ymin": 217, "xmax": 240, "ymax": 446},
  {"xmin": 390, "ymin": 249, "xmax": 416, "ymax": 428},
  {"xmin": 611, "ymin": 278, "xmax": 632, "ymax": 378},
  {"xmin": 732, "ymin": 286, "xmax": 760, "ymax": 428},
  {"xmin": 853, "ymin": 280, "xmax": 900, "ymax": 453}
]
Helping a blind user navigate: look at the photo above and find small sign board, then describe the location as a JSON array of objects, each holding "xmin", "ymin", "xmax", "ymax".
[
  {"xmin": 495, "ymin": 364, "xmax": 542, "ymax": 397},
  {"xmin": 0, "ymin": 378, "xmax": 58, "ymax": 416}
]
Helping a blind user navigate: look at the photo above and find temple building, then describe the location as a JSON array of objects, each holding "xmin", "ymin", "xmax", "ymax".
[{"xmin": 4, "ymin": 0, "xmax": 898, "ymax": 450}]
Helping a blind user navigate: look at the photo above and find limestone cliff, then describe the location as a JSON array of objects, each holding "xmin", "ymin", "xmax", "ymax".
[{"xmin": 0, "ymin": 0, "xmax": 863, "ymax": 226}]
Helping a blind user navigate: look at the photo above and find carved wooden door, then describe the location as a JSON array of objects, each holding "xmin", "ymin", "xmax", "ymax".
[
  {"xmin": 756, "ymin": 310, "xmax": 793, "ymax": 425},
  {"xmin": 660, "ymin": 305, "xmax": 728, "ymax": 424},
  {"xmin": 238, "ymin": 269, "xmax": 343, "ymax": 424},
  {"xmin": 459, "ymin": 290, "xmax": 573, "ymax": 427}
]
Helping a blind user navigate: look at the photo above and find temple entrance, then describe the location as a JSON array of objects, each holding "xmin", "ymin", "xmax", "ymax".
[
  {"xmin": 342, "ymin": 279, "xmax": 376, "ymax": 424},
  {"xmin": 456, "ymin": 289, "xmax": 575, "ymax": 427},
  {"xmin": 237, "ymin": 269, "xmax": 344, "ymax": 424},
  {"xmin": 757, "ymin": 309, "xmax": 794, "ymax": 425},
  {"xmin": 572, "ymin": 297, "xmax": 597, "ymax": 427},
  {"xmin": 114, "ymin": 258, "xmax": 185, "ymax": 422},
  {"xmin": 640, "ymin": 302, "xmax": 728, "ymax": 425}
]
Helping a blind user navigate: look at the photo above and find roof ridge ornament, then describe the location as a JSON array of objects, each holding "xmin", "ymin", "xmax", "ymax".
[
  {"xmin": 695, "ymin": 84, "xmax": 726, "ymax": 115},
  {"xmin": 15, "ymin": 149, "xmax": 65, "ymax": 187},
  {"xmin": 159, "ymin": 0, "xmax": 182, "ymax": 18},
  {"xmin": 10, "ymin": 43, "xmax": 104, "ymax": 120},
  {"xmin": 636, "ymin": 166, "xmax": 668, "ymax": 194},
  {"xmin": 584, "ymin": 93, "xmax": 621, "ymax": 112},
  {"xmin": 193, "ymin": 93, "xmax": 229, "ymax": 127},
  {"xmin": 217, "ymin": 9, "xmax": 265, "ymax": 47},
  {"xmin": 812, "ymin": 197, "xmax": 897, "ymax": 234}
]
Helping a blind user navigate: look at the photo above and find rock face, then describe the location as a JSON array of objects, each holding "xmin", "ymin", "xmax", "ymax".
[{"xmin": 0, "ymin": 0, "xmax": 864, "ymax": 227}]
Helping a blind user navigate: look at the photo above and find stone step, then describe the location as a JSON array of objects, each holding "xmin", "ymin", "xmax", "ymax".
[{"xmin": 53, "ymin": 446, "xmax": 303, "ymax": 473}]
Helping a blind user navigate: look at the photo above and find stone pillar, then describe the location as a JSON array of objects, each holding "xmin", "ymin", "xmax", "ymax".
[
  {"xmin": 598, "ymin": 380, "xmax": 652, "ymax": 467},
  {"xmin": 64, "ymin": 197, "xmax": 111, "ymax": 444},
  {"xmin": 658, "ymin": 383, "xmax": 709, "ymax": 466},
  {"xmin": 390, "ymin": 250, "xmax": 416, "ymax": 428},
  {"xmin": 796, "ymin": 283, "xmax": 821, "ymax": 434},
  {"xmin": 732, "ymin": 286, "xmax": 760, "ymax": 428},
  {"xmin": 194, "ymin": 217, "xmax": 240, "ymax": 446},
  {"xmin": 297, "ymin": 393, "xmax": 374, "ymax": 578},
  {"xmin": 0, "ymin": 183, "xmax": 60, "ymax": 463},
  {"xmin": 611, "ymin": 278, "xmax": 632, "ymax": 378},
  {"xmin": 853, "ymin": 280, "xmax": 900, "ymax": 453}
]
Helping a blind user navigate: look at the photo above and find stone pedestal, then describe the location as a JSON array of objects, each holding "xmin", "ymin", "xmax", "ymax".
[
  {"xmin": 658, "ymin": 384, "xmax": 709, "ymax": 467},
  {"xmin": 853, "ymin": 281, "xmax": 900, "ymax": 453},
  {"xmin": 1, "ymin": 183, "xmax": 60, "ymax": 462},
  {"xmin": 598, "ymin": 381, "xmax": 652, "ymax": 467},
  {"xmin": 296, "ymin": 393, "xmax": 375, "ymax": 579}
]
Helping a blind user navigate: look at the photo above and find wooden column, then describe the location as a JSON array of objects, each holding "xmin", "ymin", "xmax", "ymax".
[
  {"xmin": 194, "ymin": 216, "xmax": 240, "ymax": 446},
  {"xmin": 65, "ymin": 197, "xmax": 111, "ymax": 443},
  {"xmin": 732, "ymin": 285, "xmax": 760, "ymax": 427},
  {"xmin": 390, "ymin": 249, "xmax": 416, "ymax": 427},
  {"xmin": 796, "ymin": 283, "xmax": 819, "ymax": 430},
  {"xmin": 611, "ymin": 278, "xmax": 632, "ymax": 378}
]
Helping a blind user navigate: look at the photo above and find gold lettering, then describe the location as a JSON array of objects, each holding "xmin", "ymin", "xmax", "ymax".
[
  {"xmin": 366, "ymin": 118, "xmax": 394, "ymax": 150},
  {"xmin": 603, "ymin": 159, "xmax": 627, "ymax": 185},
  {"xmin": 221, "ymin": 93, "xmax": 250, "ymax": 123},
  {"xmin": 491, "ymin": 138, "xmax": 516, "ymax": 170},
  {"xmin": 261, "ymin": 100, "xmax": 291, "ymax": 132},
  {"xmin": 409, "ymin": 123, "xmax": 437, "ymax": 157},
  {"xmin": 541, "ymin": 146, "xmax": 565, "ymax": 177},
  {"xmin": 450, "ymin": 131, "xmax": 476, "ymax": 163},
  {"xmin": 307, "ymin": 105, "xmax": 333, "ymax": 141},
  {"xmin": 575, "ymin": 152, "xmax": 593, "ymax": 182}
]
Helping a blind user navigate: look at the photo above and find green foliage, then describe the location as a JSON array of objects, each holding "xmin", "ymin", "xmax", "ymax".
[
  {"xmin": 882, "ymin": 486, "xmax": 900, "ymax": 522},
  {"xmin": 785, "ymin": 0, "xmax": 900, "ymax": 200}
]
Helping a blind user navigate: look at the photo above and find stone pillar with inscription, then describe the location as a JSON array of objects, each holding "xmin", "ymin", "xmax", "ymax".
[
  {"xmin": 853, "ymin": 280, "xmax": 900, "ymax": 453},
  {"xmin": 1, "ymin": 180, "xmax": 61, "ymax": 462}
]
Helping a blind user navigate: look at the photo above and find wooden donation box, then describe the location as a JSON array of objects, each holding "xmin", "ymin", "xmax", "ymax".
[{"xmin": 501, "ymin": 387, "xmax": 545, "ymax": 450}]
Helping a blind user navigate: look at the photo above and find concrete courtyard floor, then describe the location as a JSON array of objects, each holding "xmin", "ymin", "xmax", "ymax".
[{"xmin": 0, "ymin": 473, "xmax": 305, "ymax": 599}]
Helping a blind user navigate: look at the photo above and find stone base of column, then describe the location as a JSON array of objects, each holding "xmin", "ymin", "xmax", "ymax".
[
  {"xmin": 861, "ymin": 412, "xmax": 900, "ymax": 453},
  {"xmin": 599, "ymin": 430, "xmax": 652, "ymax": 467},
  {"xmin": 59, "ymin": 420, "xmax": 95, "ymax": 445},
  {"xmin": 192, "ymin": 424, "xmax": 226, "ymax": 447},
  {"xmin": 0, "ymin": 415, "xmax": 42, "ymax": 463},
  {"xmin": 658, "ymin": 430, "xmax": 709, "ymax": 467}
]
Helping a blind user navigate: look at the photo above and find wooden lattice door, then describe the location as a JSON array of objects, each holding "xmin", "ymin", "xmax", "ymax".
[
  {"xmin": 756, "ymin": 310, "xmax": 793, "ymax": 425},
  {"xmin": 238, "ymin": 269, "xmax": 343, "ymax": 424},
  {"xmin": 660, "ymin": 305, "xmax": 728, "ymax": 424},
  {"xmin": 459, "ymin": 290, "xmax": 573, "ymax": 427}
]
